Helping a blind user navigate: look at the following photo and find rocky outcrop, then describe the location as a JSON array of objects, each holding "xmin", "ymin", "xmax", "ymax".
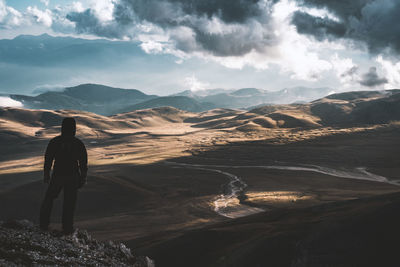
[{"xmin": 0, "ymin": 220, "xmax": 154, "ymax": 266}]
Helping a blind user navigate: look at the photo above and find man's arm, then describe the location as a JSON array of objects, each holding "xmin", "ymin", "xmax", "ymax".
[
  {"xmin": 78, "ymin": 141, "xmax": 88, "ymax": 187},
  {"xmin": 43, "ymin": 139, "xmax": 56, "ymax": 183}
]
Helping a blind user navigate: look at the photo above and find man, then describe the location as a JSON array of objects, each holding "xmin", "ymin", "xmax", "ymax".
[{"xmin": 39, "ymin": 117, "xmax": 88, "ymax": 234}]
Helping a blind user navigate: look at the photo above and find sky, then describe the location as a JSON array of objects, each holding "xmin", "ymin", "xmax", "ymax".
[{"xmin": 0, "ymin": 0, "xmax": 399, "ymax": 97}]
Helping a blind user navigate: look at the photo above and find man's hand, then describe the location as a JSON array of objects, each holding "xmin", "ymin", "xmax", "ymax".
[{"xmin": 43, "ymin": 173, "xmax": 51, "ymax": 184}]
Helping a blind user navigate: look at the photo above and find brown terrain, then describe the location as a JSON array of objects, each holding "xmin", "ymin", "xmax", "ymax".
[{"xmin": 1, "ymin": 90, "xmax": 400, "ymax": 266}]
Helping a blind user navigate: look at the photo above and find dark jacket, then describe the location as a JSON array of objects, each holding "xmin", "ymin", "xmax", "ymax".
[{"xmin": 44, "ymin": 135, "xmax": 88, "ymax": 179}]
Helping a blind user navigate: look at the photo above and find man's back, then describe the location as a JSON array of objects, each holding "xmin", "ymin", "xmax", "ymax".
[{"xmin": 44, "ymin": 135, "xmax": 87, "ymax": 178}]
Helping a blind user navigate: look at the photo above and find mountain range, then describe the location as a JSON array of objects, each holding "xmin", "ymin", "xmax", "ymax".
[
  {"xmin": 10, "ymin": 84, "xmax": 156, "ymax": 115},
  {"xmin": 8, "ymin": 84, "xmax": 335, "ymax": 115}
]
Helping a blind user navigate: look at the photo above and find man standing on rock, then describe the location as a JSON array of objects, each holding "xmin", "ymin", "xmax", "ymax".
[{"xmin": 39, "ymin": 117, "xmax": 88, "ymax": 234}]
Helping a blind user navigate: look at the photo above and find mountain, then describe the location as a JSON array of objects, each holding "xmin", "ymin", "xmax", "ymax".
[
  {"xmin": 172, "ymin": 90, "xmax": 199, "ymax": 98},
  {"xmin": 10, "ymin": 84, "xmax": 156, "ymax": 116},
  {"xmin": 175, "ymin": 87, "xmax": 334, "ymax": 109},
  {"xmin": 118, "ymin": 96, "xmax": 217, "ymax": 113},
  {"xmin": 7, "ymin": 84, "xmax": 222, "ymax": 115},
  {"xmin": 230, "ymin": 87, "xmax": 265, "ymax": 96}
]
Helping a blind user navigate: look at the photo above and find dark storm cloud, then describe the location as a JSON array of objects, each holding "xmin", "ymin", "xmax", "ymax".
[
  {"xmin": 67, "ymin": 10, "xmax": 124, "ymax": 39},
  {"xmin": 67, "ymin": 0, "xmax": 279, "ymax": 57},
  {"xmin": 292, "ymin": 0, "xmax": 400, "ymax": 55},
  {"xmin": 359, "ymin": 67, "xmax": 388, "ymax": 87},
  {"xmin": 291, "ymin": 12, "xmax": 346, "ymax": 41},
  {"xmin": 296, "ymin": 0, "xmax": 371, "ymax": 19},
  {"xmin": 123, "ymin": 0, "xmax": 263, "ymax": 24}
]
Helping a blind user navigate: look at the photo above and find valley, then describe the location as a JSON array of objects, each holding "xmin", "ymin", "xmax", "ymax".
[{"xmin": 1, "ymin": 89, "xmax": 400, "ymax": 266}]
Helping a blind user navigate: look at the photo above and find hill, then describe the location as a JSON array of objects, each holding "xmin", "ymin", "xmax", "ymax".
[
  {"xmin": 310, "ymin": 89, "xmax": 400, "ymax": 125},
  {"xmin": 3, "ymin": 89, "xmax": 400, "ymax": 143},
  {"xmin": 0, "ymin": 106, "xmax": 194, "ymax": 142}
]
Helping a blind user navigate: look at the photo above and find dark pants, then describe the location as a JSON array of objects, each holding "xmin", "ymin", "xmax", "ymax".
[{"xmin": 40, "ymin": 175, "xmax": 78, "ymax": 232}]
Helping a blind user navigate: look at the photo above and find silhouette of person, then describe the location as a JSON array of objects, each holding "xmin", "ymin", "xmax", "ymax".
[{"xmin": 39, "ymin": 117, "xmax": 88, "ymax": 234}]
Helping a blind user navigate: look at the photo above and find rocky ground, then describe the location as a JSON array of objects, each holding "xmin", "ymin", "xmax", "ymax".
[{"xmin": 0, "ymin": 220, "xmax": 153, "ymax": 266}]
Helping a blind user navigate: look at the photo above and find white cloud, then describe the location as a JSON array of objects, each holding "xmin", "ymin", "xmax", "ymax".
[
  {"xmin": 0, "ymin": 0, "xmax": 24, "ymax": 28},
  {"xmin": 140, "ymin": 40, "xmax": 165, "ymax": 54},
  {"xmin": 0, "ymin": 1, "xmax": 55, "ymax": 30},
  {"xmin": 330, "ymin": 53, "xmax": 359, "ymax": 86},
  {"xmin": 90, "ymin": 0, "xmax": 114, "ymax": 22},
  {"xmin": 72, "ymin": 2, "xmax": 85, "ymax": 12},
  {"xmin": 298, "ymin": 5, "xmax": 340, "ymax": 22},
  {"xmin": 27, "ymin": 6, "xmax": 53, "ymax": 27},
  {"xmin": 184, "ymin": 75, "xmax": 210, "ymax": 91},
  {"xmin": 376, "ymin": 55, "xmax": 400, "ymax": 89},
  {"xmin": 0, "ymin": 97, "xmax": 23, "ymax": 107}
]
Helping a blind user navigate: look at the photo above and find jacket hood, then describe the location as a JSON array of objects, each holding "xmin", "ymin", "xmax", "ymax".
[{"xmin": 61, "ymin": 117, "xmax": 76, "ymax": 136}]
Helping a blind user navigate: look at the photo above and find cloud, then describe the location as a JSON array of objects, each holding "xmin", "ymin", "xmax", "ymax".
[
  {"xmin": 0, "ymin": 1, "xmax": 86, "ymax": 36},
  {"xmin": 116, "ymin": 0, "xmax": 267, "ymax": 25},
  {"xmin": 291, "ymin": 11, "xmax": 345, "ymax": 41},
  {"xmin": 0, "ymin": 96, "xmax": 23, "ymax": 107},
  {"xmin": 330, "ymin": 53, "xmax": 359, "ymax": 85},
  {"xmin": 184, "ymin": 75, "xmax": 210, "ymax": 91},
  {"xmin": 68, "ymin": 0, "xmax": 280, "ymax": 57},
  {"xmin": 27, "ymin": 6, "xmax": 53, "ymax": 27},
  {"xmin": 0, "ymin": 0, "xmax": 24, "ymax": 28},
  {"xmin": 67, "ymin": 9, "xmax": 115, "ymax": 37},
  {"xmin": 292, "ymin": 0, "xmax": 400, "ymax": 55},
  {"xmin": 359, "ymin": 67, "xmax": 388, "ymax": 87},
  {"xmin": 0, "ymin": 1, "xmax": 53, "ymax": 30},
  {"xmin": 90, "ymin": 0, "xmax": 114, "ymax": 22},
  {"xmin": 66, "ymin": 0, "xmax": 337, "ymax": 82},
  {"xmin": 4, "ymin": 0, "xmax": 388, "ymax": 89},
  {"xmin": 32, "ymin": 84, "xmax": 66, "ymax": 95},
  {"xmin": 376, "ymin": 55, "xmax": 400, "ymax": 89}
]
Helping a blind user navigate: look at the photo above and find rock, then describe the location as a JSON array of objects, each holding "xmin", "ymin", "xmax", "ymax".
[{"xmin": 0, "ymin": 220, "xmax": 154, "ymax": 266}]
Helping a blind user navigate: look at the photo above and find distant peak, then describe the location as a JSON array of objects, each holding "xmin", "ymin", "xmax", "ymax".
[
  {"xmin": 39, "ymin": 33, "xmax": 51, "ymax": 38},
  {"xmin": 13, "ymin": 33, "xmax": 54, "ymax": 41}
]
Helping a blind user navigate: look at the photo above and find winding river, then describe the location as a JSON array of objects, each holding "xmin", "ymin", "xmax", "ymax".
[{"xmin": 165, "ymin": 161, "xmax": 400, "ymax": 219}]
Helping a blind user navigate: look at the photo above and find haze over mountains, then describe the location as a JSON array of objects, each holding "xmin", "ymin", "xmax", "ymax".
[
  {"xmin": 0, "ymin": 34, "xmax": 180, "ymax": 95},
  {"xmin": 1, "ymin": 34, "xmax": 337, "ymax": 97},
  {"xmin": 8, "ymin": 83, "xmax": 335, "ymax": 115}
]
